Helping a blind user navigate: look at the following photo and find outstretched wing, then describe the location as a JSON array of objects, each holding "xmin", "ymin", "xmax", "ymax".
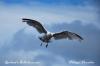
[
  {"xmin": 22, "ymin": 18, "xmax": 47, "ymax": 34},
  {"xmin": 53, "ymin": 31, "xmax": 83, "ymax": 41}
]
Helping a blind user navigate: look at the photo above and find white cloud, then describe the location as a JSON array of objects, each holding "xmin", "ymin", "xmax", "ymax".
[
  {"xmin": 2, "ymin": 49, "xmax": 93, "ymax": 66},
  {"xmin": 3, "ymin": 49, "xmax": 68, "ymax": 66},
  {"xmin": 0, "ymin": 2, "xmax": 99, "ymax": 25}
]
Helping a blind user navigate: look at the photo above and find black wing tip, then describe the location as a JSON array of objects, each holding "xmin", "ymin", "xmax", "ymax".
[
  {"xmin": 22, "ymin": 18, "xmax": 32, "ymax": 22},
  {"xmin": 79, "ymin": 36, "xmax": 84, "ymax": 41},
  {"xmin": 22, "ymin": 18, "xmax": 38, "ymax": 22},
  {"xmin": 78, "ymin": 35, "xmax": 84, "ymax": 40},
  {"xmin": 74, "ymin": 33, "xmax": 83, "ymax": 40},
  {"xmin": 22, "ymin": 18, "xmax": 30, "ymax": 20}
]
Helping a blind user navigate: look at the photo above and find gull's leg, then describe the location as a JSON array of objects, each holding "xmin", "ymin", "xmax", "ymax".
[
  {"xmin": 46, "ymin": 43, "xmax": 48, "ymax": 48},
  {"xmin": 40, "ymin": 43, "xmax": 43, "ymax": 46}
]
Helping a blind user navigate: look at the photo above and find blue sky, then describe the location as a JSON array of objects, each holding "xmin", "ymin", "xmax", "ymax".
[
  {"xmin": 0, "ymin": 0, "xmax": 98, "ymax": 6},
  {"xmin": 0, "ymin": 0, "xmax": 92, "ymax": 5},
  {"xmin": 0, "ymin": 0, "xmax": 100, "ymax": 66}
]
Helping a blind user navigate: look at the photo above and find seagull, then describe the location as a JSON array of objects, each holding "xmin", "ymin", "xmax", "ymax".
[{"xmin": 22, "ymin": 18, "xmax": 83, "ymax": 48}]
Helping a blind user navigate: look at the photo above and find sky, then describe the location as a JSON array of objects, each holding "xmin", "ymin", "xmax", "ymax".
[{"xmin": 0, "ymin": 0, "xmax": 100, "ymax": 66}]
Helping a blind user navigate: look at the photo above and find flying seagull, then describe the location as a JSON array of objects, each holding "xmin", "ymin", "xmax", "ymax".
[{"xmin": 22, "ymin": 18, "xmax": 83, "ymax": 48}]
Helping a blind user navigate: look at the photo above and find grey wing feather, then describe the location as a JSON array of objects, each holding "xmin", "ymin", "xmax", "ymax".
[
  {"xmin": 22, "ymin": 18, "xmax": 47, "ymax": 34},
  {"xmin": 53, "ymin": 31, "xmax": 83, "ymax": 41}
]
